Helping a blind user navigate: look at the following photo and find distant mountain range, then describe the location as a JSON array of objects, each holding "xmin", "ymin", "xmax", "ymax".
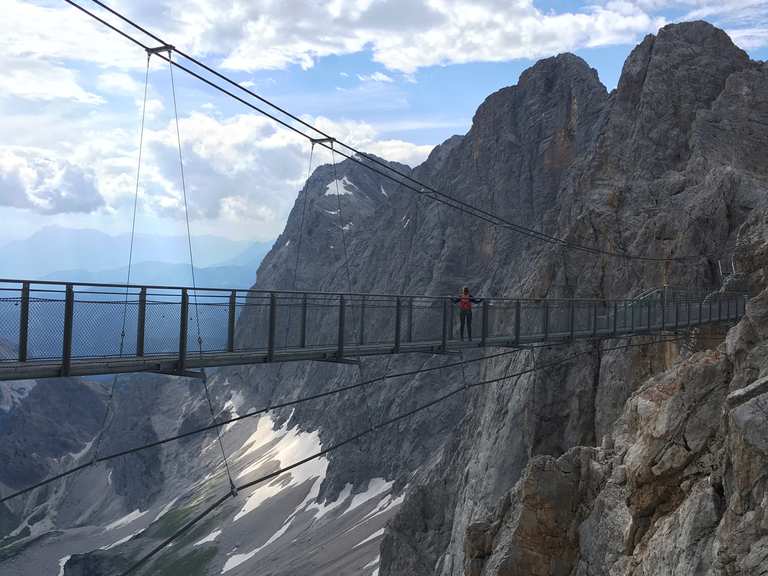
[{"xmin": 0, "ymin": 226, "xmax": 272, "ymax": 287}]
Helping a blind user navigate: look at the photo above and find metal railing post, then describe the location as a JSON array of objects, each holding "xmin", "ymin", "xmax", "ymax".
[
  {"xmin": 718, "ymin": 296, "xmax": 722, "ymax": 321},
  {"xmin": 698, "ymin": 299, "xmax": 703, "ymax": 326},
  {"xmin": 592, "ymin": 302, "xmax": 597, "ymax": 336},
  {"xmin": 449, "ymin": 301, "xmax": 455, "ymax": 341},
  {"xmin": 18, "ymin": 282, "xmax": 29, "ymax": 362},
  {"xmin": 407, "ymin": 297, "xmax": 414, "ymax": 343},
  {"xmin": 542, "ymin": 300, "xmax": 548, "ymax": 341},
  {"xmin": 441, "ymin": 298, "xmax": 449, "ymax": 351},
  {"xmin": 338, "ymin": 294, "xmax": 346, "ymax": 358},
  {"xmin": 613, "ymin": 302, "xmax": 618, "ymax": 336},
  {"xmin": 686, "ymin": 299, "xmax": 691, "ymax": 327},
  {"xmin": 481, "ymin": 299, "xmax": 489, "ymax": 346},
  {"xmin": 267, "ymin": 292, "xmax": 277, "ymax": 361},
  {"xmin": 300, "ymin": 293, "xmax": 308, "ymax": 348},
  {"xmin": 569, "ymin": 300, "xmax": 575, "ymax": 340},
  {"xmin": 227, "ymin": 290, "xmax": 237, "ymax": 353},
  {"xmin": 61, "ymin": 284, "xmax": 74, "ymax": 376},
  {"xmin": 674, "ymin": 300, "xmax": 679, "ymax": 331},
  {"xmin": 646, "ymin": 301, "xmax": 651, "ymax": 331},
  {"xmin": 178, "ymin": 288, "xmax": 189, "ymax": 371},
  {"xmin": 137, "ymin": 287, "xmax": 147, "ymax": 356},
  {"xmin": 358, "ymin": 295, "xmax": 366, "ymax": 346},
  {"xmin": 394, "ymin": 297, "xmax": 401, "ymax": 353},
  {"xmin": 515, "ymin": 300, "xmax": 521, "ymax": 344}
]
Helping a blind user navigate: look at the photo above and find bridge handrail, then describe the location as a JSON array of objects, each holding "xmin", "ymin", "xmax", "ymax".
[{"xmin": 0, "ymin": 278, "xmax": 748, "ymax": 304}]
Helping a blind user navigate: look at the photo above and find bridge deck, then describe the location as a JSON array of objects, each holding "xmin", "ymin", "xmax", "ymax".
[{"xmin": 0, "ymin": 279, "xmax": 747, "ymax": 381}]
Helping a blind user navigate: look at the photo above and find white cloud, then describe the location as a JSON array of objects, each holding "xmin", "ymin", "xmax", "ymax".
[
  {"xmin": 98, "ymin": 72, "xmax": 142, "ymax": 95},
  {"xmin": 0, "ymin": 58, "xmax": 103, "ymax": 104},
  {"xmin": 0, "ymin": 147, "xmax": 104, "ymax": 214},
  {"xmin": 206, "ymin": 0, "xmax": 667, "ymax": 73},
  {"xmin": 357, "ymin": 72, "xmax": 394, "ymax": 83}
]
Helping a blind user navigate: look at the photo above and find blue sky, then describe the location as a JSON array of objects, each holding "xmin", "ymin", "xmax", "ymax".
[{"xmin": 0, "ymin": 0, "xmax": 766, "ymax": 249}]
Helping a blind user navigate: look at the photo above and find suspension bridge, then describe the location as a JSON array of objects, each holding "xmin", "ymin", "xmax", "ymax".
[{"xmin": 0, "ymin": 278, "xmax": 746, "ymax": 381}]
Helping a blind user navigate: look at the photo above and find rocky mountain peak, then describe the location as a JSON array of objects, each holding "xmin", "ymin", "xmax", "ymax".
[{"xmin": 608, "ymin": 20, "xmax": 754, "ymax": 177}]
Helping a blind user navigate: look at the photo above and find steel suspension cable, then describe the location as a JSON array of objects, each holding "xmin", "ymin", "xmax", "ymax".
[
  {"xmin": 292, "ymin": 142, "xmax": 316, "ymax": 290},
  {"xmin": 168, "ymin": 50, "xmax": 236, "ymax": 495},
  {"xmin": 0, "ymin": 333, "xmax": 680, "ymax": 506},
  {"xmin": 91, "ymin": 54, "xmax": 152, "ymax": 464},
  {"xmin": 330, "ymin": 145, "xmax": 354, "ymax": 293},
  {"xmin": 66, "ymin": 0, "xmax": 697, "ymax": 264},
  {"xmin": 0, "ymin": 343, "xmax": 547, "ymax": 504},
  {"xmin": 118, "ymin": 335, "xmax": 683, "ymax": 575}
]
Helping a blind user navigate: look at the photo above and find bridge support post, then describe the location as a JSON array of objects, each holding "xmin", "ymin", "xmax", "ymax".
[
  {"xmin": 394, "ymin": 297, "xmax": 401, "ymax": 353},
  {"xmin": 18, "ymin": 282, "xmax": 29, "ymax": 362},
  {"xmin": 179, "ymin": 288, "xmax": 189, "ymax": 371},
  {"xmin": 267, "ymin": 292, "xmax": 276, "ymax": 361},
  {"xmin": 337, "ymin": 294, "xmax": 346, "ymax": 358},
  {"xmin": 61, "ymin": 284, "xmax": 74, "ymax": 377},
  {"xmin": 481, "ymin": 299, "xmax": 489, "ymax": 347},
  {"xmin": 515, "ymin": 300, "xmax": 521, "ymax": 345},
  {"xmin": 137, "ymin": 287, "xmax": 147, "ymax": 356}
]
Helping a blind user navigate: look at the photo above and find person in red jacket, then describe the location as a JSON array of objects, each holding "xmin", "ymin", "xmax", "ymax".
[{"xmin": 452, "ymin": 287, "xmax": 482, "ymax": 341}]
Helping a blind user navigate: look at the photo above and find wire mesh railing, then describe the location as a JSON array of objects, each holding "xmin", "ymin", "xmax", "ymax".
[{"xmin": 0, "ymin": 278, "xmax": 750, "ymax": 378}]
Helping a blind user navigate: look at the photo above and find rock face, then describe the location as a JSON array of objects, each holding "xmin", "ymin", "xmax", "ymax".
[
  {"xmin": 372, "ymin": 21, "xmax": 768, "ymax": 576},
  {"xmin": 3, "ymin": 19, "xmax": 768, "ymax": 576}
]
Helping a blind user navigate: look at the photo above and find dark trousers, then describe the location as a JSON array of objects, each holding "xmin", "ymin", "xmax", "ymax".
[{"xmin": 460, "ymin": 309, "xmax": 472, "ymax": 340}]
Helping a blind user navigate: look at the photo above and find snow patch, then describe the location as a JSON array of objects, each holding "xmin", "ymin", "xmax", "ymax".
[
  {"xmin": 0, "ymin": 380, "xmax": 36, "ymax": 412},
  {"xmin": 307, "ymin": 483, "xmax": 353, "ymax": 521},
  {"xmin": 322, "ymin": 208, "xmax": 339, "ymax": 216},
  {"xmin": 153, "ymin": 497, "xmax": 178, "ymax": 523},
  {"xmin": 354, "ymin": 527, "xmax": 385, "ymax": 548},
  {"xmin": 324, "ymin": 176, "xmax": 356, "ymax": 196},
  {"xmin": 57, "ymin": 555, "xmax": 71, "ymax": 576},
  {"xmin": 105, "ymin": 509, "xmax": 146, "ymax": 532},
  {"xmin": 194, "ymin": 529, "xmax": 222, "ymax": 547},
  {"xmin": 379, "ymin": 185, "xmax": 388, "ymax": 197},
  {"xmin": 101, "ymin": 529, "xmax": 144, "ymax": 550},
  {"xmin": 285, "ymin": 240, "xmax": 291, "ymax": 247},
  {"xmin": 222, "ymin": 517, "xmax": 294, "ymax": 573},
  {"xmin": 232, "ymin": 415, "xmax": 328, "ymax": 523},
  {"xmin": 222, "ymin": 391, "xmax": 245, "ymax": 433},
  {"xmin": 402, "ymin": 217, "xmax": 410, "ymax": 229},
  {"xmin": 347, "ymin": 478, "xmax": 393, "ymax": 513}
]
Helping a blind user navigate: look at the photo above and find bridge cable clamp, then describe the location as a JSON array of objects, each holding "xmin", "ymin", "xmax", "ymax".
[{"xmin": 146, "ymin": 44, "xmax": 174, "ymax": 56}]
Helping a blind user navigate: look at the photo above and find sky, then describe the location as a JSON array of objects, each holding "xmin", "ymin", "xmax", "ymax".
[{"xmin": 0, "ymin": 0, "xmax": 766, "ymax": 248}]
